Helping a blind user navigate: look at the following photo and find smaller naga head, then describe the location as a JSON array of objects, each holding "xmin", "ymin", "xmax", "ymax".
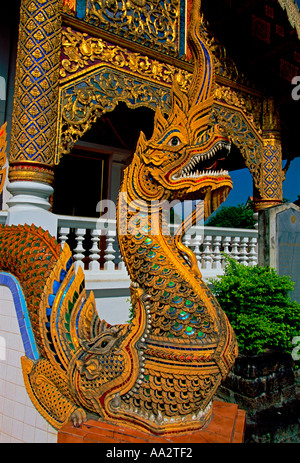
[
  {"xmin": 68, "ymin": 323, "xmax": 130, "ymax": 417},
  {"xmin": 129, "ymin": 0, "xmax": 232, "ymax": 219}
]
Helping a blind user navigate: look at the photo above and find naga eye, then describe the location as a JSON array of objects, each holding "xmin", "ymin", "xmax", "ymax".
[
  {"xmin": 101, "ymin": 340, "xmax": 109, "ymax": 348},
  {"xmin": 168, "ymin": 136, "xmax": 181, "ymax": 147}
]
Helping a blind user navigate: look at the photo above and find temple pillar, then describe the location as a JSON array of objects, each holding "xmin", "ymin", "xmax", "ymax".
[
  {"xmin": 253, "ymin": 98, "xmax": 284, "ymax": 213},
  {"xmin": 6, "ymin": 0, "xmax": 62, "ymax": 237}
]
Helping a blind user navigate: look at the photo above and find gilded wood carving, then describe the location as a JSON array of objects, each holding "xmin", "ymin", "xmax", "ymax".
[
  {"xmin": 0, "ymin": 1, "xmax": 240, "ymax": 434},
  {"xmin": 0, "ymin": 122, "xmax": 7, "ymax": 196}
]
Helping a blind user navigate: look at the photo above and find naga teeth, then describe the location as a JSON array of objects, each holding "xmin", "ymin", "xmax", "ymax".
[
  {"xmin": 174, "ymin": 169, "xmax": 229, "ymax": 180},
  {"xmin": 172, "ymin": 140, "xmax": 231, "ymax": 181}
]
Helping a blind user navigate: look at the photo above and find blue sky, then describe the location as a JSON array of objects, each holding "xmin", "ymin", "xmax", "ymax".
[{"xmin": 224, "ymin": 157, "xmax": 300, "ymax": 207}]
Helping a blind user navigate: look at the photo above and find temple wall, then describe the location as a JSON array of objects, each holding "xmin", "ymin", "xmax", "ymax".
[{"xmin": 0, "ymin": 278, "xmax": 57, "ymax": 443}]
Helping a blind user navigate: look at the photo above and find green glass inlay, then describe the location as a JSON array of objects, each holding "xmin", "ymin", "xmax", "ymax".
[
  {"xmin": 168, "ymin": 307, "xmax": 177, "ymax": 314},
  {"xmin": 196, "ymin": 306, "xmax": 205, "ymax": 313}
]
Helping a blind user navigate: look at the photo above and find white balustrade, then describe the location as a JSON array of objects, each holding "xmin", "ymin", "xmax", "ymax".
[
  {"xmin": 212, "ymin": 235, "xmax": 222, "ymax": 270},
  {"xmin": 248, "ymin": 237, "xmax": 258, "ymax": 266},
  {"xmin": 104, "ymin": 230, "xmax": 116, "ymax": 272},
  {"xmin": 202, "ymin": 235, "xmax": 213, "ymax": 271},
  {"xmin": 58, "ymin": 227, "xmax": 69, "ymax": 248},
  {"xmin": 73, "ymin": 228, "xmax": 86, "ymax": 271},
  {"xmin": 56, "ymin": 215, "xmax": 258, "ymax": 286},
  {"xmin": 89, "ymin": 228, "xmax": 101, "ymax": 271}
]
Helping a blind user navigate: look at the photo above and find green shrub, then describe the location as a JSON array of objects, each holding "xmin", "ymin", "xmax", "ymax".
[
  {"xmin": 210, "ymin": 257, "xmax": 300, "ymax": 356},
  {"xmin": 126, "ymin": 297, "xmax": 134, "ymax": 323}
]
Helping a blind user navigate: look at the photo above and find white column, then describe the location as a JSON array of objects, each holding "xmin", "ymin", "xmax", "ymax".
[{"xmin": 5, "ymin": 181, "xmax": 58, "ymax": 237}]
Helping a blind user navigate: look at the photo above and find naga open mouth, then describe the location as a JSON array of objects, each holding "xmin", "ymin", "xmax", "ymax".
[{"xmin": 171, "ymin": 140, "xmax": 231, "ymax": 181}]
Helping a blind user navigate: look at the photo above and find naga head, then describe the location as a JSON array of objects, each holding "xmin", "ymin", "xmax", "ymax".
[{"xmin": 129, "ymin": 0, "xmax": 232, "ymax": 219}]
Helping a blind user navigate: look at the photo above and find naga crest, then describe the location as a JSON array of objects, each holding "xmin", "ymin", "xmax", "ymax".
[
  {"xmin": 130, "ymin": 0, "xmax": 232, "ymax": 219},
  {"xmin": 0, "ymin": 0, "xmax": 238, "ymax": 437}
]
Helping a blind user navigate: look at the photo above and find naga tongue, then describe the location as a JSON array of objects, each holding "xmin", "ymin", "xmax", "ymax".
[
  {"xmin": 211, "ymin": 186, "xmax": 231, "ymax": 213},
  {"xmin": 203, "ymin": 185, "xmax": 231, "ymax": 220}
]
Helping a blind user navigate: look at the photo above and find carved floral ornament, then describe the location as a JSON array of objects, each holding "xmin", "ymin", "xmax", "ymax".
[{"xmin": 85, "ymin": 0, "xmax": 180, "ymax": 55}]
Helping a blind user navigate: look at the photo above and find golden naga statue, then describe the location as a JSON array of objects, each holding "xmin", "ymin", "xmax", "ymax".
[{"xmin": 0, "ymin": 0, "xmax": 237, "ymax": 434}]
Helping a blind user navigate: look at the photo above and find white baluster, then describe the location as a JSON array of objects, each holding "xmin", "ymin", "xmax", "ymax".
[
  {"xmin": 222, "ymin": 236, "xmax": 231, "ymax": 256},
  {"xmin": 231, "ymin": 236, "xmax": 240, "ymax": 262},
  {"xmin": 73, "ymin": 228, "xmax": 86, "ymax": 271},
  {"xmin": 104, "ymin": 230, "xmax": 116, "ymax": 271},
  {"xmin": 183, "ymin": 232, "xmax": 192, "ymax": 264},
  {"xmin": 193, "ymin": 230, "xmax": 203, "ymax": 270},
  {"xmin": 239, "ymin": 236, "xmax": 249, "ymax": 265},
  {"xmin": 58, "ymin": 227, "xmax": 70, "ymax": 249},
  {"xmin": 222, "ymin": 236, "xmax": 231, "ymax": 267},
  {"xmin": 212, "ymin": 236, "xmax": 222, "ymax": 270},
  {"xmin": 248, "ymin": 237, "xmax": 258, "ymax": 266},
  {"xmin": 183, "ymin": 232, "xmax": 191, "ymax": 248},
  {"xmin": 116, "ymin": 241, "xmax": 127, "ymax": 272},
  {"xmin": 202, "ymin": 235, "xmax": 212, "ymax": 270},
  {"xmin": 89, "ymin": 228, "xmax": 101, "ymax": 271}
]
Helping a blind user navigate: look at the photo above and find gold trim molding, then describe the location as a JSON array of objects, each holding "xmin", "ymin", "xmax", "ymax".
[
  {"xmin": 60, "ymin": 27, "xmax": 190, "ymax": 87},
  {"xmin": 8, "ymin": 163, "xmax": 55, "ymax": 185}
]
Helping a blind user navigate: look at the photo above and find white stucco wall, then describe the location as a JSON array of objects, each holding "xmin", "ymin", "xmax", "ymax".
[{"xmin": 0, "ymin": 283, "xmax": 57, "ymax": 443}]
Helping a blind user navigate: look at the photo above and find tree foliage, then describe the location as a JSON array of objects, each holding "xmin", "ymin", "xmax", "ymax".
[{"xmin": 205, "ymin": 202, "xmax": 256, "ymax": 229}]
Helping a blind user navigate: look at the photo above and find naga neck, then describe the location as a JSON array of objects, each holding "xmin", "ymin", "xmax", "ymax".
[{"xmin": 117, "ymin": 156, "xmax": 221, "ymax": 343}]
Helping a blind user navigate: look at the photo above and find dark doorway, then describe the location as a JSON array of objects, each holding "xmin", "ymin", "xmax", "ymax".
[
  {"xmin": 52, "ymin": 102, "xmax": 155, "ymax": 218},
  {"xmin": 52, "ymin": 149, "xmax": 107, "ymax": 218}
]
